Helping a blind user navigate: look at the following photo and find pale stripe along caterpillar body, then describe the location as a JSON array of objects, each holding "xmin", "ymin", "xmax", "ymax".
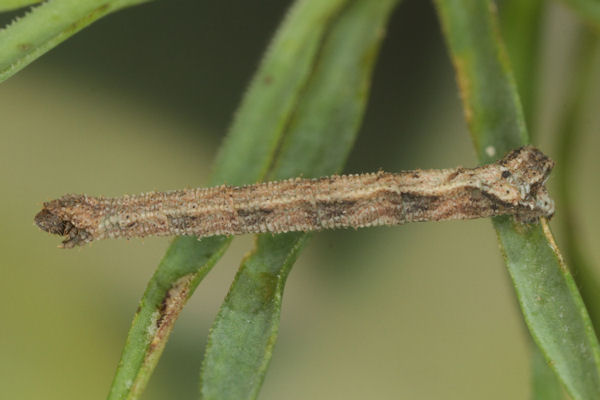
[{"xmin": 35, "ymin": 146, "xmax": 554, "ymax": 248}]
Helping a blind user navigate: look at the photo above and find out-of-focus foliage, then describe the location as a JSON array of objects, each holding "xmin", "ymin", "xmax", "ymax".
[{"xmin": 0, "ymin": 0, "xmax": 152, "ymax": 82}]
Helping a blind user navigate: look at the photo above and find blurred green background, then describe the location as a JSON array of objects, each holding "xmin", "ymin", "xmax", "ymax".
[{"xmin": 1, "ymin": 1, "xmax": 599, "ymax": 399}]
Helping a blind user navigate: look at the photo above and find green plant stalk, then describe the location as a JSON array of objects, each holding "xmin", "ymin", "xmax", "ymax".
[
  {"xmin": 107, "ymin": 1, "xmax": 352, "ymax": 399},
  {"xmin": 434, "ymin": 1, "xmax": 600, "ymax": 399},
  {"xmin": 0, "ymin": 0, "xmax": 153, "ymax": 83},
  {"xmin": 555, "ymin": 27, "xmax": 600, "ymax": 331},
  {"xmin": 0, "ymin": 0, "xmax": 43, "ymax": 12},
  {"xmin": 199, "ymin": 0, "xmax": 399, "ymax": 398},
  {"xmin": 498, "ymin": 0, "xmax": 544, "ymax": 131},
  {"xmin": 559, "ymin": 0, "xmax": 600, "ymax": 30}
]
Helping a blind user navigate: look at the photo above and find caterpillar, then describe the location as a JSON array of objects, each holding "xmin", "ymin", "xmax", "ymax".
[{"xmin": 35, "ymin": 146, "xmax": 554, "ymax": 248}]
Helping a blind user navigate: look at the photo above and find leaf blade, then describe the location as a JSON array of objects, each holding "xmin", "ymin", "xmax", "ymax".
[
  {"xmin": 199, "ymin": 1, "xmax": 400, "ymax": 398},
  {"xmin": 497, "ymin": 2, "xmax": 566, "ymax": 395},
  {"xmin": 0, "ymin": 0, "xmax": 42, "ymax": 13},
  {"xmin": 498, "ymin": 0, "xmax": 544, "ymax": 130},
  {"xmin": 433, "ymin": 1, "xmax": 600, "ymax": 399},
  {"xmin": 531, "ymin": 343, "xmax": 565, "ymax": 400},
  {"xmin": 0, "ymin": 0, "xmax": 152, "ymax": 83},
  {"xmin": 108, "ymin": 236, "xmax": 230, "ymax": 400},
  {"xmin": 107, "ymin": 1, "xmax": 351, "ymax": 399}
]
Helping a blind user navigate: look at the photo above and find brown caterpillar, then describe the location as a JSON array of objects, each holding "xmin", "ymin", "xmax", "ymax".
[{"xmin": 35, "ymin": 146, "xmax": 554, "ymax": 248}]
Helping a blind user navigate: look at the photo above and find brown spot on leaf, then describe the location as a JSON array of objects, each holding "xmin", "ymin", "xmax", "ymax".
[
  {"xmin": 150, "ymin": 274, "xmax": 194, "ymax": 350},
  {"xmin": 454, "ymin": 56, "xmax": 473, "ymax": 124}
]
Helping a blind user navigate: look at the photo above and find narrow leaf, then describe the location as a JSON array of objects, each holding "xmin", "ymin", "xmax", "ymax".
[
  {"xmin": 107, "ymin": 1, "xmax": 351, "ymax": 399},
  {"xmin": 108, "ymin": 236, "xmax": 230, "ymax": 400},
  {"xmin": 531, "ymin": 343, "xmax": 565, "ymax": 400},
  {"xmin": 199, "ymin": 232, "xmax": 309, "ymax": 400},
  {"xmin": 199, "ymin": 1, "xmax": 400, "ymax": 399},
  {"xmin": 433, "ymin": 1, "xmax": 600, "ymax": 399},
  {"xmin": 497, "ymin": 2, "xmax": 565, "ymax": 396},
  {"xmin": 0, "ymin": 0, "xmax": 42, "ymax": 13},
  {"xmin": 0, "ymin": 0, "xmax": 152, "ymax": 83},
  {"xmin": 498, "ymin": 0, "xmax": 544, "ymax": 130}
]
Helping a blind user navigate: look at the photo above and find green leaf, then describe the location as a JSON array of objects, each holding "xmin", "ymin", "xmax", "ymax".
[
  {"xmin": 498, "ymin": 0, "xmax": 544, "ymax": 130},
  {"xmin": 558, "ymin": 0, "xmax": 600, "ymax": 30},
  {"xmin": 0, "ymin": 0, "xmax": 42, "ymax": 13},
  {"xmin": 434, "ymin": 0, "xmax": 527, "ymax": 162},
  {"xmin": 108, "ymin": 236, "xmax": 230, "ymax": 400},
  {"xmin": 531, "ymin": 343, "xmax": 565, "ymax": 400},
  {"xmin": 0, "ymin": 0, "xmax": 152, "ymax": 83},
  {"xmin": 497, "ymin": 2, "xmax": 565, "ymax": 395},
  {"xmin": 434, "ymin": 1, "xmax": 600, "ymax": 399},
  {"xmin": 199, "ymin": 1, "xmax": 400, "ymax": 399},
  {"xmin": 107, "ymin": 1, "xmax": 351, "ymax": 399},
  {"xmin": 199, "ymin": 232, "xmax": 309, "ymax": 400},
  {"xmin": 209, "ymin": 0, "xmax": 350, "ymax": 187}
]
